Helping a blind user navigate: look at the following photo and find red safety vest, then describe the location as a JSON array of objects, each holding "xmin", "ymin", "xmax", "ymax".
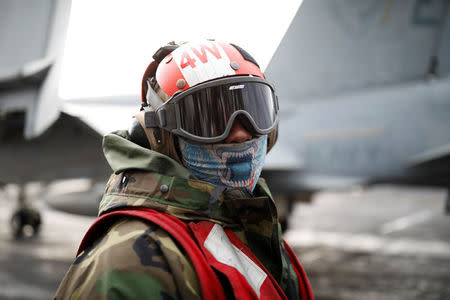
[{"xmin": 78, "ymin": 208, "xmax": 314, "ymax": 300}]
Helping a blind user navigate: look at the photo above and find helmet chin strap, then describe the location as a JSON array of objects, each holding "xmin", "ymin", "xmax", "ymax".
[
  {"xmin": 205, "ymin": 184, "xmax": 227, "ymax": 218},
  {"xmin": 146, "ymin": 80, "xmax": 164, "ymax": 109},
  {"xmin": 133, "ymin": 111, "xmax": 182, "ymax": 163}
]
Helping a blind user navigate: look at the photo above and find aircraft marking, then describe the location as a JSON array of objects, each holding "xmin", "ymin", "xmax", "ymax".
[
  {"xmin": 381, "ymin": 0, "xmax": 395, "ymax": 25},
  {"xmin": 304, "ymin": 128, "xmax": 383, "ymax": 142},
  {"xmin": 412, "ymin": 0, "xmax": 441, "ymax": 27},
  {"xmin": 379, "ymin": 210, "xmax": 435, "ymax": 235}
]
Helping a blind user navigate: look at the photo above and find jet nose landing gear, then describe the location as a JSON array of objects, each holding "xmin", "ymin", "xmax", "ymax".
[{"xmin": 9, "ymin": 184, "xmax": 42, "ymax": 239}]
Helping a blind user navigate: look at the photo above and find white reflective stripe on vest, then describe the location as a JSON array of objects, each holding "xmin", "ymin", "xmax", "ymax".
[{"xmin": 204, "ymin": 224, "xmax": 268, "ymax": 298}]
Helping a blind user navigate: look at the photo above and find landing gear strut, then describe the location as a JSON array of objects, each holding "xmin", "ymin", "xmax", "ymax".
[
  {"xmin": 279, "ymin": 194, "xmax": 295, "ymax": 232},
  {"xmin": 10, "ymin": 184, "xmax": 41, "ymax": 238},
  {"xmin": 275, "ymin": 192, "xmax": 314, "ymax": 232},
  {"xmin": 445, "ymin": 188, "xmax": 450, "ymax": 215}
]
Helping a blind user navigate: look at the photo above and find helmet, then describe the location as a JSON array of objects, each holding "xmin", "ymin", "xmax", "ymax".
[{"xmin": 131, "ymin": 40, "xmax": 278, "ymax": 162}]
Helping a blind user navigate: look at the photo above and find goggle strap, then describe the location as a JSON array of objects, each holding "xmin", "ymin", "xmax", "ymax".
[
  {"xmin": 152, "ymin": 44, "xmax": 179, "ymax": 63},
  {"xmin": 144, "ymin": 109, "xmax": 168, "ymax": 128},
  {"xmin": 144, "ymin": 111, "xmax": 158, "ymax": 128}
]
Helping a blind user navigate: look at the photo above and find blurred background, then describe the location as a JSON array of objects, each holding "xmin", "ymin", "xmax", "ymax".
[{"xmin": 0, "ymin": 0, "xmax": 449, "ymax": 299}]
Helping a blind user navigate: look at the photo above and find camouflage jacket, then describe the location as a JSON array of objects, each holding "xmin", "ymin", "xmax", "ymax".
[{"xmin": 55, "ymin": 131, "xmax": 303, "ymax": 300}]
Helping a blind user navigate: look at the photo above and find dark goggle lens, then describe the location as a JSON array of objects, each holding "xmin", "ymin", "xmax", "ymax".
[{"xmin": 178, "ymin": 82, "xmax": 276, "ymax": 138}]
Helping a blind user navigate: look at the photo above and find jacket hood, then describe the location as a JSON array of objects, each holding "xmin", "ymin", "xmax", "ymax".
[{"xmin": 103, "ymin": 130, "xmax": 193, "ymax": 179}]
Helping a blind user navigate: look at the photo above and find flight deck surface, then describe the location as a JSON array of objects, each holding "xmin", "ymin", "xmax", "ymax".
[{"xmin": 0, "ymin": 184, "xmax": 449, "ymax": 300}]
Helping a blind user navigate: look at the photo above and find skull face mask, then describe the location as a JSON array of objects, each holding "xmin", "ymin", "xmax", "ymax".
[{"xmin": 178, "ymin": 135, "xmax": 267, "ymax": 192}]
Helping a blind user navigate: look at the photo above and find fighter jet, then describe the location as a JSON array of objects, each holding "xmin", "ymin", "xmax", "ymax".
[
  {"xmin": 262, "ymin": 0, "xmax": 450, "ymax": 225},
  {"xmin": 0, "ymin": 0, "xmax": 110, "ymax": 237}
]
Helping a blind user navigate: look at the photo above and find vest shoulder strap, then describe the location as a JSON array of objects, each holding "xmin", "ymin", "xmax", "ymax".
[
  {"xmin": 283, "ymin": 240, "xmax": 314, "ymax": 300},
  {"xmin": 77, "ymin": 208, "xmax": 225, "ymax": 300}
]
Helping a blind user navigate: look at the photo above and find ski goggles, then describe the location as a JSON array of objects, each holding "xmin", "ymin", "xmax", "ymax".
[{"xmin": 144, "ymin": 76, "xmax": 279, "ymax": 143}]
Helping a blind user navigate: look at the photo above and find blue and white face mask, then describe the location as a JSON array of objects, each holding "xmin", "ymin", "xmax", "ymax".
[{"xmin": 178, "ymin": 135, "xmax": 267, "ymax": 192}]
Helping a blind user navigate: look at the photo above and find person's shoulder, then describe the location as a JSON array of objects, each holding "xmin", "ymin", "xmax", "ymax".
[
  {"xmin": 55, "ymin": 216, "xmax": 201, "ymax": 300},
  {"xmin": 77, "ymin": 216, "xmax": 175, "ymax": 268}
]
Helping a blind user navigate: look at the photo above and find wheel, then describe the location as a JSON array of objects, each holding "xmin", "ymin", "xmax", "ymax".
[{"xmin": 10, "ymin": 208, "xmax": 41, "ymax": 238}]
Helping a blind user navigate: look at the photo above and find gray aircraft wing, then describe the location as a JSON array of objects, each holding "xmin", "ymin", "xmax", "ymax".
[
  {"xmin": 410, "ymin": 143, "xmax": 450, "ymax": 167},
  {"xmin": 0, "ymin": 0, "xmax": 111, "ymax": 185},
  {"xmin": 266, "ymin": 0, "xmax": 450, "ymax": 103},
  {"xmin": 0, "ymin": 0, "xmax": 71, "ymax": 139},
  {"xmin": 262, "ymin": 0, "xmax": 450, "ymax": 192},
  {"xmin": 408, "ymin": 143, "xmax": 450, "ymax": 185},
  {"xmin": 0, "ymin": 58, "xmax": 52, "ymax": 90}
]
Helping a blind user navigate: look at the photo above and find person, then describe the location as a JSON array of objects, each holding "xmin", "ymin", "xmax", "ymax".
[{"xmin": 55, "ymin": 40, "xmax": 313, "ymax": 300}]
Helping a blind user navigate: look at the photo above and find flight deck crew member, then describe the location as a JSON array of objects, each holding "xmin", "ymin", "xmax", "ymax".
[{"xmin": 55, "ymin": 40, "xmax": 313, "ymax": 300}]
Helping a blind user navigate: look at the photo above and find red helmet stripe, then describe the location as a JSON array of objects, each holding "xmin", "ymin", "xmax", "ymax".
[
  {"xmin": 219, "ymin": 42, "xmax": 264, "ymax": 78},
  {"xmin": 154, "ymin": 41, "xmax": 264, "ymax": 98},
  {"xmin": 156, "ymin": 54, "xmax": 190, "ymax": 97}
]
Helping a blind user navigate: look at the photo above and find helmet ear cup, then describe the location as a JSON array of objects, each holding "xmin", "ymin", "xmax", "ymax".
[
  {"xmin": 139, "ymin": 45, "xmax": 180, "ymax": 162},
  {"xmin": 134, "ymin": 111, "xmax": 182, "ymax": 163},
  {"xmin": 129, "ymin": 118, "xmax": 151, "ymax": 149},
  {"xmin": 266, "ymin": 126, "xmax": 278, "ymax": 153}
]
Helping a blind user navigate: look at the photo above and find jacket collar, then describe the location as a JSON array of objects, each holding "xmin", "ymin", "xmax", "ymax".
[{"xmin": 100, "ymin": 130, "xmax": 279, "ymax": 236}]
